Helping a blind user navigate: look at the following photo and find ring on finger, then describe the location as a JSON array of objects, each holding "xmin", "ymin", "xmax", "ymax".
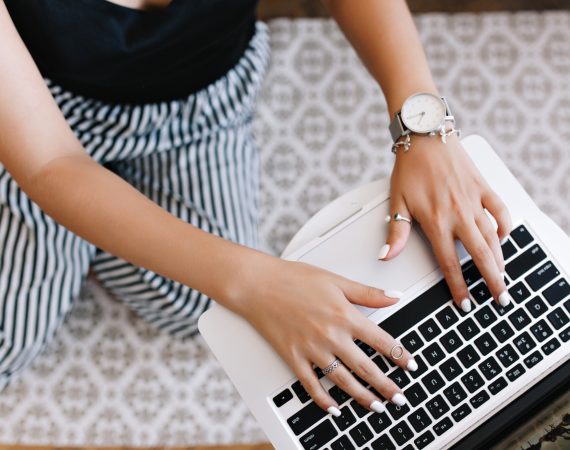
[
  {"xmin": 390, "ymin": 343, "xmax": 404, "ymax": 360},
  {"xmin": 385, "ymin": 212, "xmax": 412, "ymax": 225},
  {"xmin": 322, "ymin": 358, "xmax": 343, "ymax": 375}
]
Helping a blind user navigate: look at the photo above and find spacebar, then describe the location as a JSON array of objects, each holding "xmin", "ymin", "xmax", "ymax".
[{"xmin": 379, "ymin": 279, "xmax": 453, "ymax": 338}]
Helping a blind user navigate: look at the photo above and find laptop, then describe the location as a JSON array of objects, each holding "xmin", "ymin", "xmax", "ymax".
[{"xmin": 198, "ymin": 134, "xmax": 570, "ymax": 450}]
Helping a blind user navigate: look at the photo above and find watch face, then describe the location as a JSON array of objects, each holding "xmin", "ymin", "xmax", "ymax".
[{"xmin": 401, "ymin": 93, "xmax": 446, "ymax": 133}]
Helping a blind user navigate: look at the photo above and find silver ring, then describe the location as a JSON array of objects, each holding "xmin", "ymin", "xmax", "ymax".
[
  {"xmin": 322, "ymin": 359, "xmax": 342, "ymax": 376},
  {"xmin": 390, "ymin": 344, "xmax": 404, "ymax": 360},
  {"xmin": 385, "ymin": 212, "xmax": 412, "ymax": 225}
]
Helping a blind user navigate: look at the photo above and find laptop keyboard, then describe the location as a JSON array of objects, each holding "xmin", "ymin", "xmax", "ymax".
[{"xmin": 271, "ymin": 224, "xmax": 570, "ymax": 450}]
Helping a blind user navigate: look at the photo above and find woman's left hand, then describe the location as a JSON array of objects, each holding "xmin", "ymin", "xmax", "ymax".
[{"xmin": 380, "ymin": 134, "xmax": 513, "ymax": 312}]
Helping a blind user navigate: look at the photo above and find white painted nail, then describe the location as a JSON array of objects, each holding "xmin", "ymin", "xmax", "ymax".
[
  {"xmin": 384, "ymin": 290, "xmax": 403, "ymax": 299},
  {"xmin": 378, "ymin": 244, "xmax": 390, "ymax": 260},
  {"xmin": 500, "ymin": 237, "xmax": 509, "ymax": 245},
  {"xmin": 461, "ymin": 298, "xmax": 472, "ymax": 313},
  {"xmin": 499, "ymin": 291, "xmax": 512, "ymax": 307},
  {"xmin": 500, "ymin": 271, "xmax": 507, "ymax": 279},
  {"xmin": 407, "ymin": 358, "xmax": 418, "ymax": 372},
  {"xmin": 391, "ymin": 393, "xmax": 407, "ymax": 406},
  {"xmin": 327, "ymin": 406, "xmax": 341, "ymax": 417},
  {"xmin": 370, "ymin": 400, "xmax": 386, "ymax": 414}
]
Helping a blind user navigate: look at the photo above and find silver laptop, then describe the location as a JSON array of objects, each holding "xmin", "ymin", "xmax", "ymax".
[{"xmin": 199, "ymin": 134, "xmax": 570, "ymax": 450}]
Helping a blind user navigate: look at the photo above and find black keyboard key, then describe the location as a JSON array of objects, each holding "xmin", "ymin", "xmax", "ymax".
[
  {"xmin": 530, "ymin": 319, "xmax": 553, "ymax": 342},
  {"xmin": 422, "ymin": 342, "xmax": 446, "ymax": 366},
  {"xmin": 451, "ymin": 403, "xmax": 472, "ymax": 423},
  {"xmin": 357, "ymin": 340, "xmax": 377, "ymax": 358},
  {"xmin": 332, "ymin": 406, "xmax": 356, "ymax": 431},
  {"xmin": 288, "ymin": 402, "xmax": 328, "ymax": 435},
  {"xmin": 524, "ymin": 350, "xmax": 543, "ymax": 368},
  {"xmin": 273, "ymin": 388, "xmax": 293, "ymax": 407},
  {"xmin": 491, "ymin": 299, "xmax": 515, "ymax": 316},
  {"xmin": 433, "ymin": 417, "xmax": 453, "ymax": 436},
  {"xmin": 478, "ymin": 356, "xmax": 502, "ymax": 380},
  {"xmin": 506, "ymin": 244, "xmax": 546, "ymax": 280},
  {"xmin": 388, "ymin": 367, "xmax": 410, "ymax": 389},
  {"xmin": 457, "ymin": 317, "xmax": 480, "ymax": 340},
  {"xmin": 386, "ymin": 402, "xmax": 410, "ymax": 420},
  {"xmin": 410, "ymin": 354, "xmax": 429, "ymax": 379},
  {"xmin": 371, "ymin": 435, "xmax": 396, "ymax": 450},
  {"xmin": 462, "ymin": 260, "xmax": 482, "ymax": 286},
  {"xmin": 560, "ymin": 326, "xmax": 570, "ymax": 342},
  {"xmin": 488, "ymin": 376, "xmax": 508, "ymax": 395},
  {"xmin": 541, "ymin": 337, "xmax": 561, "ymax": 355},
  {"xmin": 404, "ymin": 382, "xmax": 428, "ymax": 407},
  {"xmin": 526, "ymin": 261, "xmax": 560, "ymax": 292},
  {"xmin": 501, "ymin": 239, "xmax": 517, "ymax": 260},
  {"xmin": 350, "ymin": 400, "xmax": 369, "ymax": 418},
  {"xmin": 389, "ymin": 421, "xmax": 414, "ymax": 447},
  {"xmin": 436, "ymin": 306, "xmax": 459, "ymax": 329},
  {"xmin": 526, "ymin": 296, "xmax": 549, "ymax": 318},
  {"xmin": 331, "ymin": 435, "xmax": 355, "ymax": 450},
  {"xmin": 329, "ymin": 386, "xmax": 350, "ymax": 405},
  {"xmin": 474, "ymin": 305, "xmax": 498, "ymax": 328},
  {"xmin": 506, "ymin": 363, "xmax": 526, "ymax": 382},
  {"xmin": 400, "ymin": 330, "xmax": 424, "ymax": 353},
  {"xmin": 422, "ymin": 370, "xmax": 446, "ymax": 394},
  {"xmin": 457, "ymin": 344, "xmax": 481, "ymax": 368},
  {"xmin": 508, "ymin": 309, "xmax": 532, "ymax": 331},
  {"xmin": 513, "ymin": 331, "xmax": 536, "ymax": 355},
  {"xmin": 409, "ymin": 407, "xmax": 432, "ymax": 432},
  {"xmin": 379, "ymin": 279, "xmax": 452, "ymax": 338},
  {"xmin": 426, "ymin": 394, "xmax": 450, "ymax": 420},
  {"xmin": 414, "ymin": 430, "xmax": 435, "ymax": 449},
  {"xmin": 510, "ymin": 224, "xmax": 534, "ymax": 248},
  {"xmin": 440, "ymin": 330, "xmax": 463, "ymax": 353},
  {"xmin": 372, "ymin": 355, "xmax": 390, "ymax": 373},
  {"xmin": 474, "ymin": 332, "xmax": 498, "ymax": 355},
  {"xmin": 418, "ymin": 318, "xmax": 442, "ymax": 342},
  {"xmin": 491, "ymin": 320, "xmax": 515, "ymax": 343},
  {"xmin": 547, "ymin": 307, "xmax": 570, "ymax": 330},
  {"xmin": 469, "ymin": 390, "xmax": 490, "ymax": 409},
  {"xmin": 461, "ymin": 368, "xmax": 485, "ymax": 393},
  {"xmin": 444, "ymin": 381, "xmax": 467, "ymax": 406},
  {"xmin": 440, "ymin": 357, "xmax": 462, "ymax": 381},
  {"xmin": 367, "ymin": 411, "xmax": 392, "ymax": 433},
  {"xmin": 470, "ymin": 282, "xmax": 492, "ymax": 305},
  {"xmin": 566, "ymin": 298, "xmax": 570, "ymax": 312},
  {"xmin": 509, "ymin": 282, "xmax": 531, "ymax": 304},
  {"xmin": 543, "ymin": 278, "xmax": 570, "ymax": 306},
  {"xmin": 300, "ymin": 419, "xmax": 338, "ymax": 450},
  {"xmin": 349, "ymin": 422, "xmax": 374, "ymax": 447},
  {"xmin": 496, "ymin": 343, "xmax": 519, "ymax": 368},
  {"xmin": 292, "ymin": 380, "xmax": 311, "ymax": 404}
]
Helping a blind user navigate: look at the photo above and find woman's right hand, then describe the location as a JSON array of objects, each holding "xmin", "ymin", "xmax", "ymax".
[{"xmin": 230, "ymin": 255, "xmax": 418, "ymax": 416}]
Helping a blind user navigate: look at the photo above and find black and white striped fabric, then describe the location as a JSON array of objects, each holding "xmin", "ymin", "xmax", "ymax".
[{"xmin": 0, "ymin": 22, "xmax": 270, "ymax": 392}]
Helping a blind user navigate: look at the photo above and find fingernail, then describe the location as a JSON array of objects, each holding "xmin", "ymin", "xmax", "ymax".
[
  {"xmin": 378, "ymin": 244, "xmax": 390, "ymax": 260},
  {"xmin": 499, "ymin": 291, "xmax": 512, "ymax": 307},
  {"xmin": 406, "ymin": 358, "xmax": 418, "ymax": 372},
  {"xmin": 384, "ymin": 290, "xmax": 403, "ymax": 299},
  {"xmin": 501, "ymin": 271, "xmax": 507, "ymax": 279},
  {"xmin": 327, "ymin": 406, "xmax": 341, "ymax": 417},
  {"xmin": 391, "ymin": 393, "xmax": 407, "ymax": 406},
  {"xmin": 460, "ymin": 298, "xmax": 472, "ymax": 313},
  {"xmin": 370, "ymin": 400, "xmax": 386, "ymax": 414},
  {"xmin": 500, "ymin": 237, "xmax": 509, "ymax": 245}
]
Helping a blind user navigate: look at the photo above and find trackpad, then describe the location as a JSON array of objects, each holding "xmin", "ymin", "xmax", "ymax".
[{"xmin": 296, "ymin": 199, "xmax": 439, "ymax": 316}]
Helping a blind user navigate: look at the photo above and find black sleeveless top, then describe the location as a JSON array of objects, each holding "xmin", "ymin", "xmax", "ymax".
[{"xmin": 5, "ymin": 0, "xmax": 258, "ymax": 104}]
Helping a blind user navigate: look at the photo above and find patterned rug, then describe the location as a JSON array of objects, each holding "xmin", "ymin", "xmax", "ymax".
[{"xmin": 0, "ymin": 12, "xmax": 569, "ymax": 448}]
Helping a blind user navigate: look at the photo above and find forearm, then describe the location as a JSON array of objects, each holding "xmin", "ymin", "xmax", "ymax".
[
  {"xmin": 324, "ymin": 0, "xmax": 438, "ymax": 116},
  {"xmin": 25, "ymin": 154, "xmax": 271, "ymax": 312}
]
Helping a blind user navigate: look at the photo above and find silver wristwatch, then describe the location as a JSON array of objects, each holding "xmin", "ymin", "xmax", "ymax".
[{"xmin": 389, "ymin": 93, "xmax": 459, "ymax": 153}]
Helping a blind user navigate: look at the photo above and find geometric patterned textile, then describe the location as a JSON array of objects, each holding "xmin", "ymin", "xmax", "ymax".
[{"xmin": 0, "ymin": 13, "xmax": 569, "ymax": 447}]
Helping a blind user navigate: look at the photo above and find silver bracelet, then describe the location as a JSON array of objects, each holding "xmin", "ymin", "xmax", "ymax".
[{"xmin": 391, "ymin": 119, "xmax": 461, "ymax": 154}]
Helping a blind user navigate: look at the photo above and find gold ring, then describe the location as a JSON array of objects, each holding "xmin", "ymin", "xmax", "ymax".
[{"xmin": 390, "ymin": 344, "xmax": 404, "ymax": 360}]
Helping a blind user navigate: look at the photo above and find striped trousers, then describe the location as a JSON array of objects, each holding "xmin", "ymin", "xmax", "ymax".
[{"xmin": 0, "ymin": 23, "xmax": 270, "ymax": 391}]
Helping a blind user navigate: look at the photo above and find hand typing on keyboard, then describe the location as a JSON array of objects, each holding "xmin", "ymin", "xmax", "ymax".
[
  {"xmin": 235, "ymin": 257, "xmax": 418, "ymax": 416},
  {"xmin": 379, "ymin": 134, "xmax": 515, "ymax": 312}
]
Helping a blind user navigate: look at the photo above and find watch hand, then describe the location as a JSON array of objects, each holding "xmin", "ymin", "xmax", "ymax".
[
  {"xmin": 405, "ymin": 112, "xmax": 423, "ymax": 121},
  {"xmin": 418, "ymin": 111, "xmax": 426, "ymax": 124}
]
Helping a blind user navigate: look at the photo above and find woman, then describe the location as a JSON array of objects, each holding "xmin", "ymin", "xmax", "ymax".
[{"xmin": 0, "ymin": 0, "xmax": 512, "ymax": 418}]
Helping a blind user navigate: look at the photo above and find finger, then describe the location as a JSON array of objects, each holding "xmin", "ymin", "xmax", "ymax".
[
  {"xmin": 340, "ymin": 278, "xmax": 402, "ymax": 308},
  {"xmin": 476, "ymin": 210, "xmax": 505, "ymax": 273},
  {"xmin": 482, "ymin": 188, "xmax": 512, "ymax": 241},
  {"xmin": 425, "ymin": 226, "xmax": 472, "ymax": 313},
  {"xmin": 458, "ymin": 219, "xmax": 512, "ymax": 307},
  {"xmin": 294, "ymin": 359, "xmax": 341, "ymax": 416},
  {"xmin": 379, "ymin": 194, "xmax": 412, "ymax": 261}
]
